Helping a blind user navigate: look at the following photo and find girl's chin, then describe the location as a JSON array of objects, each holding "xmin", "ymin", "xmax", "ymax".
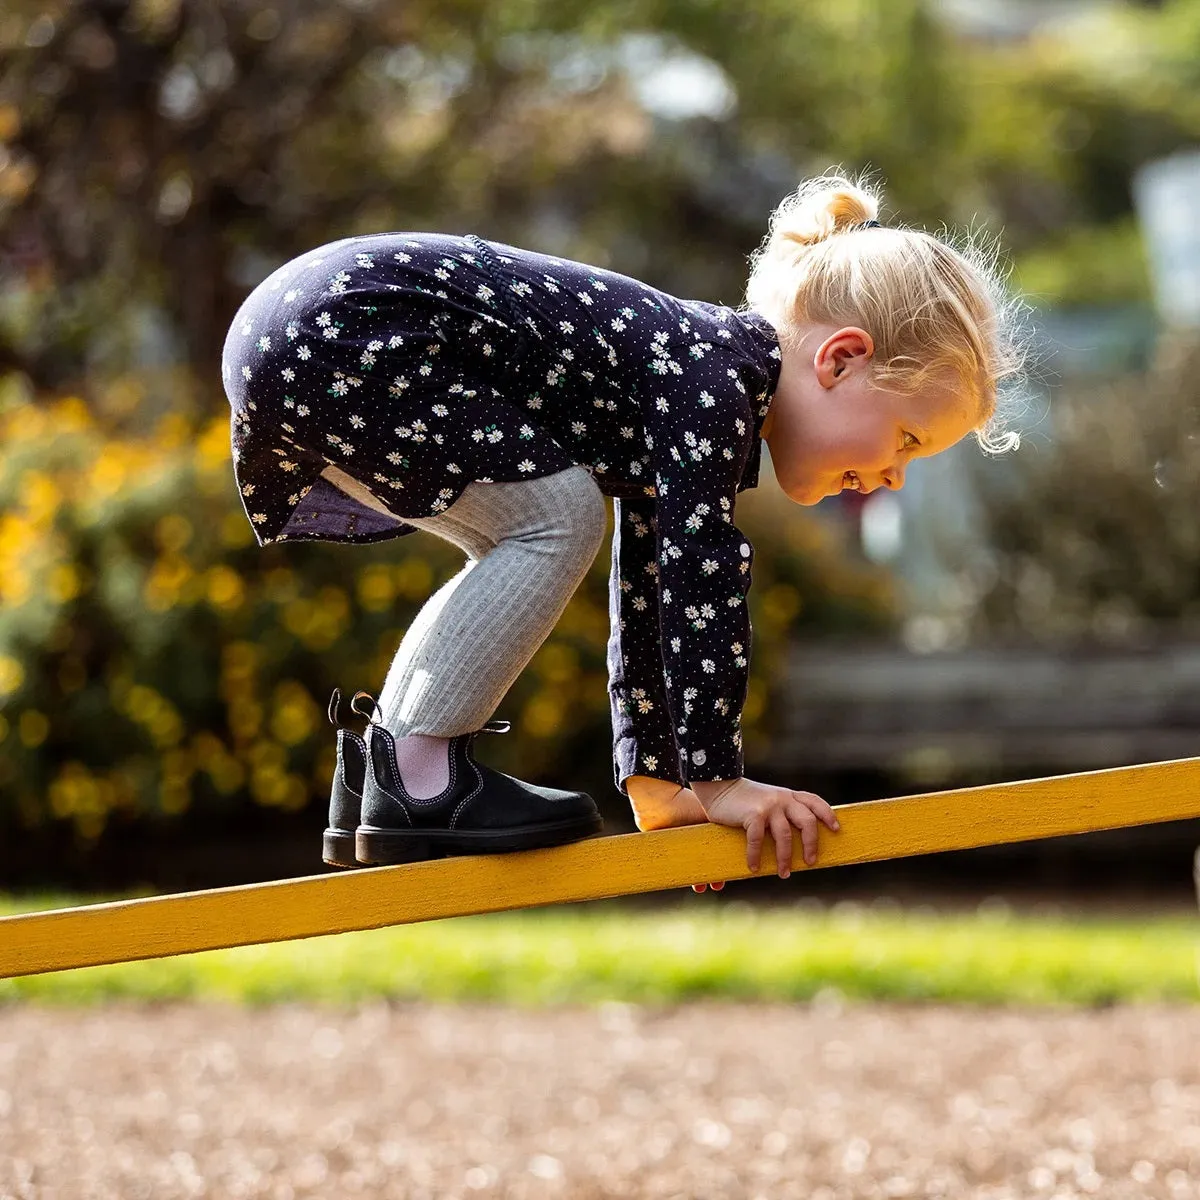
[
  {"xmin": 791, "ymin": 483, "xmax": 833, "ymax": 506},
  {"xmin": 787, "ymin": 475, "xmax": 845, "ymax": 506}
]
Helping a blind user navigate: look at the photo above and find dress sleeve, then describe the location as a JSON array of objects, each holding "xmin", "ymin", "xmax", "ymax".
[
  {"xmin": 643, "ymin": 379, "xmax": 757, "ymax": 787},
  {"xmin": 607, "ymin": 495, "xmax": 685, "ymax": 795}
]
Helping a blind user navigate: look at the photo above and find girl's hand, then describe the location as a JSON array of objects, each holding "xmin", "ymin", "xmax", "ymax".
[
  {"xmin": 691, "ymin": 777, "xmax": 841, "ymax": 878},
  {"xmin": 624, "ymin": 775, "xmax": 726, "ymax": 893},
  {"xmin": 626, "ymin": 774, "xmax": 706, "ymax": 831}
]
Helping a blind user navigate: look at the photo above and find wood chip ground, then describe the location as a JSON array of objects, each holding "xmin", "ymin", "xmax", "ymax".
[{"xmin": 1, "ymin": 1001, "xmax": 1198, "ymax": 1199}]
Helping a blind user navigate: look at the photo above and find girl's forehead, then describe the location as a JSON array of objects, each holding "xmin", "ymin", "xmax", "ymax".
[
  {"xmin": 892, "ymin": 383, "xmax": 978, "ymax": 449},
  {"xmin": 897, "ymin": 377, "xmax": 974, "ymax": 421}
]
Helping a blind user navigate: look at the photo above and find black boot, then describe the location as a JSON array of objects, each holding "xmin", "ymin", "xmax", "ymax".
[
  {"xmin": 356, "ymin": 718, "xmax": 604, "ymax": 865},
  {"xmin": 321, "ymin": 689, "xmax": 375, "ymax": 869}
]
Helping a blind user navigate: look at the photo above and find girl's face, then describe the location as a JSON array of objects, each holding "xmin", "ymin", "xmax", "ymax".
[{"xmin": 763, "ymin": 325, "xmax": 978, "ymax": 505}]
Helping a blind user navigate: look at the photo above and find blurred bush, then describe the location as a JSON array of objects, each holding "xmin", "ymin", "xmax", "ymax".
[
  {"xmin": 0, "ymin": 378, "xmax": 893, "ymax": 841},
  {"xmin": 966, "ymin": 333, "xmax": 1200, "ymax": 644}
]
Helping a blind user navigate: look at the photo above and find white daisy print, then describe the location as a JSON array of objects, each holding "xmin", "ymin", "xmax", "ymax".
[{"xmin": 226, "ymin": 233, "xmax": 780, "ymax": 782}]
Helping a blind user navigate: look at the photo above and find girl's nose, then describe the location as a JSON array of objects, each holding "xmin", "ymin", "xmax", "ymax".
[{"xmin": 881, "ymin": 461, "xmax": 907, "ymax": 491}]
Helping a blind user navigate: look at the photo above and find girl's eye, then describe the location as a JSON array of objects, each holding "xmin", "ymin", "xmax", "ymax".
[{"xmin": 902, "ymin": 431, "xmax": 920, "ymax": 450}]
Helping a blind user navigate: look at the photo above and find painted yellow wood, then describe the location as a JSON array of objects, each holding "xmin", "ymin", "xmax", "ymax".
[{"xmin": 3, "ymin": 756, "xmax": 1199, "ymax": 979}]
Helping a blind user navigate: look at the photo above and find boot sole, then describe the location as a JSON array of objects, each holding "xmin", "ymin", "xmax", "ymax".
[
  {"xmin": 355, "ymin": 812, "xmax": 605, "ymax": 865},
  {"xmin": 322, "ymin": 829, "xmax": 361, "ymax": 869}
]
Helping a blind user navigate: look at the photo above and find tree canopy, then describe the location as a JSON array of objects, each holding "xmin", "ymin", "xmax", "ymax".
[{"xmin": 4, "ymin": 0, "xmax": 1200, "ymax": 401}]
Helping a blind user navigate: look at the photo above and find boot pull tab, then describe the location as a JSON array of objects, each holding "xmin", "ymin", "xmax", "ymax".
[
  {"xmin": 350, "ymin": 690, "xmax": 381, "ymax": 723},
  {"xmin": 480, "ymin": 719, "xmax": 511, "ymax": 735},
  {"xmin": 327, "ymin": 688, "xmax": 344, "ymax": 728}
]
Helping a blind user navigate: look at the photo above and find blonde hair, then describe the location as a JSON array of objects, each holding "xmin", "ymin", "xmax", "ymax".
[{"xmin": 745, "ymin": 168, "xmax": 1031, "ymax": 454}]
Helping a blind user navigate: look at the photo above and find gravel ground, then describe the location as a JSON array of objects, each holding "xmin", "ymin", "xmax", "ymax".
[{"xmin": 1, "ymin": 1001, "xmax": 1199, "ymax": 1200}]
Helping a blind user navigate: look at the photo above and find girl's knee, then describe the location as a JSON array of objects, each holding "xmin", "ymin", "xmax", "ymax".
[{"xmin": 558, "ymin": 467, "xmax": 608, "ymax": 560}]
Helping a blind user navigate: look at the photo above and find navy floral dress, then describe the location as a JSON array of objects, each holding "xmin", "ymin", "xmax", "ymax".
[{"xmin": 221, "ymin": 233, "xmax": 782, "ymax": 793}]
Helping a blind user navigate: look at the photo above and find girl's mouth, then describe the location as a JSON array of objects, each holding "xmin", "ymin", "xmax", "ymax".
[{"xmin": 841, "ymin": 470, "xmax": 862, "ymax": 491}]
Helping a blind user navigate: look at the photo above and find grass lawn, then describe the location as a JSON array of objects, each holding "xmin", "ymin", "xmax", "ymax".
[{"xmin": 1, "ymin": 893, "xmax": 1197, "ymax": 1007}]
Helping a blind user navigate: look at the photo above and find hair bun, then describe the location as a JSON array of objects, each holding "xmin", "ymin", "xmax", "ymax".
[{"xmin": 771, "ymin": 175, "xmax": 881, "ymax": 250}]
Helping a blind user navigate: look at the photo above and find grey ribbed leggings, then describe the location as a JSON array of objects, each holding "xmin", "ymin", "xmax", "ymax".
[{"xmin": 370, "ymin": 465, "xmax": 608, "ymax": 738}]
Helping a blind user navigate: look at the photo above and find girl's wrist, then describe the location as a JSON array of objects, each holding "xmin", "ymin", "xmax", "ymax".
[
  {"xmin": 626, "ymin": 774, "xmax": 705, "ymax": 831},
  {"xmin": 626, "ymin": 774, "xmax": 683, "ymax": 800},
  {"xmin": 689, "ymin": 777, "xmax": 740, "ymax": 812}
]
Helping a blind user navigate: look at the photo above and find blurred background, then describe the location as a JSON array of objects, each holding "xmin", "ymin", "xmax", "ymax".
[{"xmin": 1, "ymin": 0, "xmax": 1199, "ymax": 906}]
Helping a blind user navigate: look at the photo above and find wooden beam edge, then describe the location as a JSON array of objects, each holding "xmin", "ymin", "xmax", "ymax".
[{"xmin": 2, "ymin": 755, "xmax": 1199, "ymax": 979}]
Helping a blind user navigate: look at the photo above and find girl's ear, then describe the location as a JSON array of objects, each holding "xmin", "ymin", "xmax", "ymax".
[{"xmin": 814, "ymin": 327, "xmax": 874, "ymax": 387}]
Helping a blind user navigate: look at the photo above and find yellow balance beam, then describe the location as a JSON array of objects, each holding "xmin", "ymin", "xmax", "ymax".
[{"xmin": 3, "ymin": 756, "xmax": 1199, "ymax": 979}]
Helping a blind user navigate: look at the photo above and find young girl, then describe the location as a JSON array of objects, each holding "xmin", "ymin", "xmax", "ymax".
[{"xmin": 221, "ymin": 171, "xmax": 1023, "ymax": 892}]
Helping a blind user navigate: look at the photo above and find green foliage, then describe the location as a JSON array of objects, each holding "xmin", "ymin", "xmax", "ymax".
[
  {"xmin": 1012, "ymin": 217, "xmax": 1152, "ymax": 310},
  {"xmin": 968, "ymin": 334, "xmax": 1200, "ymax": 643},
  {"xmin": 6, "ymin": 0, "xmax": 1200, "ymax": 393},
  {"xmin": 2, "ymin": 897, "xmax": 1196, "ymax": 1006}
]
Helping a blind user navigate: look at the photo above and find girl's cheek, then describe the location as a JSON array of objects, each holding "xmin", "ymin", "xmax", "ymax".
[
  {"xmin": 843, "ymin": 432, "xmax": 882, "ymax": 468},
  {"xmin": 863, "ymin": 430, "xmax": 898, "ymax": 469}
]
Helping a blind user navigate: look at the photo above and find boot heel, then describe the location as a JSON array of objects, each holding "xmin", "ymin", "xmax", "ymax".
[
  {"xmin": 322, "ymin": 829, "xmax": 360, "ymax": 869},
  {"xmin": 356, "ymin": 826, "xmax": 437, "ymax": 865}
]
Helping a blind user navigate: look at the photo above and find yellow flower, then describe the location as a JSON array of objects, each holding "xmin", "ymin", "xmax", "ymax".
[
  {"xmin": 0, "ymin": 656, "xmax": 25, "ymax": 697},
  {"xmin": 522, "ymin": 691, "xmax": 563, "ymax": 738},
  {"xmin": 270, "ymin": 681, "xmax": 319, "ymax": 746},
  {"xmin": 357, "ymin": 564, "xmax": 396, "ymax": 612},
  {"xmin": 47, "ymin": 562, "xmax": 83, "ymax": 604},
  {"xmin": 18, "ymin": 710, "xmax": 49, "ymax": 748},
  {"xmin": 205, "ymin": 566, "xmax": 245, "ymax": 611}
]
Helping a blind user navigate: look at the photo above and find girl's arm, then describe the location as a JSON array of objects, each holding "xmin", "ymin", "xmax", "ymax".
[
  {"xmin": 643, "ymin": 374, "xmax": 757, "ymax": 790},
  {"xmin": 608, "ymin": 495, "xmax": 686, "ymax": 795}
]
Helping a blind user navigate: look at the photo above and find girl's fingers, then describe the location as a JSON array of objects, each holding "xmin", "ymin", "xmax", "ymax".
[
  {"xmin": 797, "ymin": 791, "xmax": 841, "ymax": 831},
  {"xmin": 769, "ymin": 809, "xmax": 794, "ymax": 877},
  {"xmin": 787, "ymin": 803, "xmax": 820, "ymax": 865},
  {"xmin": 743, "ymin": 817, "xmax": 765, "ymax": 872}
]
